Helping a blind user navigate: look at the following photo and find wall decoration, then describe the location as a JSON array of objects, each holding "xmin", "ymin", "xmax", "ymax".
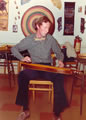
[
  {"xmin": 51, "ymin": 0, "xmax": 62, "ymax": 9},
  {"xmin": 13, "ymin": 0, "xmax": 20, "ymax": 32},
  {"xmin": 0, "ymin": 0, "xmax": 9, "ymax": 31},
  {"xmin": 57, "ymin": 17, "xmax": 62, "ymax": 31},
  {"xmin": 13, "ymin": 25, "xmax": 18, "ymax": 32},
  {"xmin": 21, "ymin": 6, "xmax": 55, "ymax": 36},
  {"xmin": 80, "ymin": 18, "xmax": 85, "ymax": 33},
  {"xmin": 13, "ymin": 0, "xmax": 20, "ymax": 24},
  {"xmin": 64, "ymin": 2, "xmax": 75, "ymax": 35},
  {"xmin": 21, "ymin": 0, "xmax": 30, "ymax": 5},
  {"xmin": 78, "ymin": 6, "xmax": 82, "ymax": 13}
]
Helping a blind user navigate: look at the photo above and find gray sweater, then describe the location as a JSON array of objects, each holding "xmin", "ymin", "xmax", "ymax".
[{"xmin": 11, "ymin": 34, "xmax": 64, "ymax": 63}]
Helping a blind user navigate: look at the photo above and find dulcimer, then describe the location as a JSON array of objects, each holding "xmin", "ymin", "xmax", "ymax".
[{"xmin": 20, "ymin": 61, "xmax": 73, "ymax": 75}]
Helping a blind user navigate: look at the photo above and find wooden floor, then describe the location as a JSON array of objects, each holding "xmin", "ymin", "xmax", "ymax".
[{"xmin": 0, "ymin": 74, "xmax": 86, "ymax": 120}]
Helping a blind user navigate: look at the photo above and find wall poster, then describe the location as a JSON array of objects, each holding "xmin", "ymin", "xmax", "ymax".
[
  {"xmin": 80, "ymin": 18, "xmax": 85, "ymax": 34},
  {"xmin": 0, "ymin": 0, "xmax": 9, "ymax": 31},
  {"xmin": 57, "ymin": 17, "xmax": 62, "ymax": 31},
  {"xmin": 21, "ymin": 0, "xmax": 30, "ymax": 5},
  {"xmin": 64, "ymin": 2, "xmax": 75, "ymax": 35}
]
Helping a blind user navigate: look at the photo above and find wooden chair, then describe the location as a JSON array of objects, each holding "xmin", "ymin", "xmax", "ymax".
[
  {"xmin": 62, "ymin": 47, "xmax": 78, "ymax": 70},
  {"xmin": 70, "ymin": 53, "xmax": 86, "ymax": 115},
  {"xmin": 0, "ymin": 45, "xmax": 15, "ymax": 87},
  {"xmin": 64, "ymin": 61, "xmax": 78, "ymax": 70}
]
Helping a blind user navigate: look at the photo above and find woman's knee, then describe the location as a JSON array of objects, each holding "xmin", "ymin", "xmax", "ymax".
[{"xmin": 18, "ymin": 69, "xmax": 30, "ymax": 84}]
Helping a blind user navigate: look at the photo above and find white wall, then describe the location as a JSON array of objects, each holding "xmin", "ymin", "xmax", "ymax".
[{"xmin": 0, "ymin": 0, "xmax": 86, "ymax": 53}]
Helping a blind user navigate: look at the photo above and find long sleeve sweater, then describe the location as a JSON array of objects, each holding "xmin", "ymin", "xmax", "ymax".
[{"xmin": 11, "ymin": 34, "xmax": 64, "ymax": 64}]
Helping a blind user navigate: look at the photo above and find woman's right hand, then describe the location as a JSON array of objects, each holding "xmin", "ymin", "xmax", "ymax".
[{"xmin": 21, "ymin": 56, "xmax": 32, "ymax": 62}]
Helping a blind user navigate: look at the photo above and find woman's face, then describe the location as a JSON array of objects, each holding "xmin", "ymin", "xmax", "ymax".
[{"xmin": 36, "ymin": 22, "xmax": 51, "ymax": 37}]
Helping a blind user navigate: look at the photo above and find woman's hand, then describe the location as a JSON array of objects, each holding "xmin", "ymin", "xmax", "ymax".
[
  {"xmin": 21, "ymin": 56, "xmax": 31, "ymax": 62},
  {"xmin": 58, "ymin": 60, "xmax": 64, "ymax": 68}
]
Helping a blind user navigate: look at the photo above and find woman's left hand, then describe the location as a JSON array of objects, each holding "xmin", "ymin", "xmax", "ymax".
[{"xmin": 58, "ymin": 60, "xmax": 64, "ymax": 68}]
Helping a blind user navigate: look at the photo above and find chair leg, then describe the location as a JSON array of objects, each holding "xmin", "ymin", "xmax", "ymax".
[
  {"xmin": 4, "ymin": 60, "xmax": 6, "ymax": 74},
  {"xmin": 80, "ymin": 73, "xmax": 85, "ymax": 115},
  {"xmin": 32, "ymin": 84, "xmax": 35, "ymax": 102},
  {"xmin": 6, "ymin": 60, "xmax": 12, "ymax": 88},
  {"xmin": 18, "ymin": 61, "xmax": 21, "ymax": 73},
  {"xmin": 9, "ymin": 61, "xmax": 15, "ymax": 85},
  {"xmin": 70, "ymin": 74, "xmax": 75, "ymax": 105},
  {"xmin": 48, "ymin": 85, "xmax": 51, "ymax": 102},
  {"xmin": 51, "ymin": 85, "xmax": 54, "ymax": 105}
]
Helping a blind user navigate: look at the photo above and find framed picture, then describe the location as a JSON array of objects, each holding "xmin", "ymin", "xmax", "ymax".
[
  {"xmin": 0, "ymin": 0, "xmax": 9, "ymax": 31},
  {"xmin": 64, "ymin": 2, "xmax": 75, "ymax": 35},
  {"xmin": 85, "ymin": 5, "xmax": 86, "ymax": 15},
  {"xmin": 78, "ymin": 6, "xmax": 82, "ymax": 13},
  {"xmin": 13, "ymin": 25, "xmax": 18, "ymax": 32},
  {"xmin": 80, "ymin": 18, "xmax": 85, "ymax": 33},
  {"xmin": 57, "ymin": 17, "xmax": 62, "ymax": 31}
]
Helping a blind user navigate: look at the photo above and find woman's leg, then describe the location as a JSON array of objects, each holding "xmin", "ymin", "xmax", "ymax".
[
  {"xmin": 52, "ymin": 74, "xmax": 68, "ymax": 117},
  {"xmin": 16, "ymin": 69, "xmax": 39, "ymax": 110},
  {"xmin": 42, "ymin": 72, "xmax": 68, "ymax": 117}
]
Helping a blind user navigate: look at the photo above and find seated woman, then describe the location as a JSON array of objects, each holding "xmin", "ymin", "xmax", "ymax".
[{"xmin": 11, "ymin": 16, "xmax": 68, "ymax": 120}]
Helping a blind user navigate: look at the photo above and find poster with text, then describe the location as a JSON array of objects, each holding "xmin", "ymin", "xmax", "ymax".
[{"xmin": 0, "ymin": 0, "xmax": 9, "ymax": 31}]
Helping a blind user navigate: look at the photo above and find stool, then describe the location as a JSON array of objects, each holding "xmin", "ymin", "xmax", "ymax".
[{"xmin": 29, "ymin": 80, "xmax": 54, "ymax": 104}]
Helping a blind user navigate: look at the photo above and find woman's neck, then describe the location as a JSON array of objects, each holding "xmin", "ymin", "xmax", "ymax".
[
  {"xmin": 36, "ymin": 32, "xmax": 42, "ymax": 38},
  {"xmin": 35, "ymin": 33, "xmax": 46, "ymax": 41}
]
